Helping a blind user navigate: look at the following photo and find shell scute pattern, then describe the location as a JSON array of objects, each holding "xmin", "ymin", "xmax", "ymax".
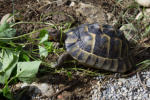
[{"xmin": 65, "ymin": 23, "xmax": 133, "ymax": 73}]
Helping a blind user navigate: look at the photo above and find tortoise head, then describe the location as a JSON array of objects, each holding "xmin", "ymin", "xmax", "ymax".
[{"xmin": 48, "ymin": 30, "xmax": 66, "ymax": 42}]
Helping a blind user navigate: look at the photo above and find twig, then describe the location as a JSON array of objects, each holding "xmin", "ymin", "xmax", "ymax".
[
  {"xmin": 137, "ymin": 72, "xmax": 147, "ymax": 91},
  {"xmin": 120, "ymin": 70, "xmax": 138, "ymax": 78},
  {"xmin": 0, "ymin": 26, "xmax": 54, "ymax": 40}
]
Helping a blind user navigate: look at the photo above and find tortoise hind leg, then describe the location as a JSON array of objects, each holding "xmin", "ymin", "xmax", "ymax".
[{"xmin": 55, "ymin": 52, "xmax": 73, "ymax": 67}]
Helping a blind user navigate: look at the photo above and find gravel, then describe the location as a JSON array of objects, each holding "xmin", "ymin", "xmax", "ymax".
[{"xmin": 91, "ymin": 71, "xmax": 150, "ymax": 100}]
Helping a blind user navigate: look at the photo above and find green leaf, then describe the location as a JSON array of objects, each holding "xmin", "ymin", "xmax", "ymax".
[
  {"xmin": 67, "ymin": 71, "xmax": 72, "ymax": 80},
  {"xmin": 137, "ymin": 60, "xmax": 150, "ymax": 69},
  {"xmin": 22, "ymin": 54, "xmax": 30, "ymax": 61},
  {"xmin": 0, "ymin": 89, "xmax": 2, "ymax": 93},
  {"xmin": 0, "ymin": 18, "xmax": 16, "ymax": 39},
  {"xmin": 0, "ymin": 21, "xmax": 9, "ymax": 33},
  {"xmin": 39, "ymin": 45, "xmax": 48, "ymax": 58},
  {"xmin": 0, "ymin": 28, "xmax": 16, "ymax": 38},
  {"xmin": 0, "ymin": 49, "xmax": 19, "ymax": 84},
  {"xmin": 16, "ymin": 61, "xmax": 41, "ymax": 83},
  {"xmin": 143, "ymin": 25, "xmax": 150, "ymax": 38},
  {"xmin": 19, "ymin": 53, "xmax": 30, "ymax": 61},
  {"xmin": 44, "ymin": 42, "xmax": 54, "ymax": 53},
  {"xmin": 39, "ymin": 29, "xmax": 48, "ymax": 44}
]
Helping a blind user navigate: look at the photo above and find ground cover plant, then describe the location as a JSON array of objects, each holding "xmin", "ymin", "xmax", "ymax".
[{"xmin": 0, "ymin": 0, "xmax": 150, "ymax": 99}]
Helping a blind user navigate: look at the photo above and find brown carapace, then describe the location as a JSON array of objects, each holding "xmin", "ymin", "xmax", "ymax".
[{"xmin": 57, "ymin": 23, "xmax": 134, "ymax": 73}]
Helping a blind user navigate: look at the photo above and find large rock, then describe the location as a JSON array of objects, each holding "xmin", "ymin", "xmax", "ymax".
[
  {"xmin": 135, "ymin": 0, "xmax": 150, "ymax": 7},
  {"xmin": 76, "ymin": 3, "xmax": 107, "ymax": 24},
  {"xmin": 75, "ymin": 2, "xmax": 117, "ymax": 25}
]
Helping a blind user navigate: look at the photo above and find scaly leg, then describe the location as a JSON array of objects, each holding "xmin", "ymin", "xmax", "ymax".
[{"xmin": 55, "ymin": 52, "xmax": 73, "ymax": 67}]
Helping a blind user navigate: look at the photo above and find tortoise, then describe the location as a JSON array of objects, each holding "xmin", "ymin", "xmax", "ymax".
[{"xmin": 51, "ymin": 23, "xmax": 134, "ymax": 73}]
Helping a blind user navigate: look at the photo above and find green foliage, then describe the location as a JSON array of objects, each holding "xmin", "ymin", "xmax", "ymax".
[
  {"xmin": 2, "ymin": 83, "xmax": 13, "ymax": 100},
  {"xmin": 38, "ymin": 29, "xmax": 55, "ymax": 58},
  {"xmin": 0, "ymin": 16, "xmax": 16, "ymax": 39},
  {"xmin": 137, "ymin": 60, "xmax": 150, "ymax": 69},
  {"xmin": 39, "ymin": 29, "xmax": 49, "ymax": 44},
  {"xmin": 0, "ymin": 49, "xmax": 19, "ymax": 84},
  {"xmin": 16, "ymin": 61, "xmax": 41, "ymax": 83},
  {"xmin": 66, "ymin": 71, "xmax": 72, "ymax": 80},
  {"xmin": 0, "ymin": 15, "xmax": 43, "ymax": 99},
  {"xmin": 38, "ymin": 29, "xmax": 49, "ymax": 58},
  {"xmin": 39, "ymin": 45, "xmax": 48, "ymax": 58},
  {"xmin": 0, "ymin": 13, "xmax": 73, "ymax": 99},
  {"xmin": 43, "ymin": 42, "xmax": 54, "ymax": 53},
  {"xmin": 19, "ymin": 52, "xmax": 30, "ymax": 61}
]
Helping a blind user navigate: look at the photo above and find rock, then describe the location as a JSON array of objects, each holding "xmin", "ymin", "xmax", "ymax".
[
  {"xmin": 21, "ymin": 83, "xmax": 29, "ymax": 88},
  {"xmin": 56, "ymin": 0, "xmax": 64, "ymax": 6},
  {"xmin": 118, "ymin": 81, "xmax": 123, "ymax": 86},
  {"xmin": 69, "ymin": 1, "xmax": 75, "ymax": 7},
  {"xmin": 118, "ymin": 78, "xmax": 127, "ymax": 83},
  {"xmin": 135, "ymin": 0, "xmax": 150, "ymax": 7},
  {"xmin": 39, "ymin": 83, "xmax": 50, "ymax": 94},
  {"xmin": 146, "ymin": 78, "xmax": 150, "ymax": 87},
  {"xmin": 31, "ymin": 83, "xmax": 54, "ymax": 96},
  {"xmin": 76, "ymin": 3, "xmax": 106, "ymax": 24}
]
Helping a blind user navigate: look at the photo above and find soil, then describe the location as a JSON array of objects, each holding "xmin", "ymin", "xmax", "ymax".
[{"xmin": 0, "ymin": 0, "xmax": 150, "ymax": 100}]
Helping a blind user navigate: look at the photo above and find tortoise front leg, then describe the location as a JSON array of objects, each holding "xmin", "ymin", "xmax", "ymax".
[{"xmin": 55, "ymin": 52, "xmax": 73, "ymax": 67}]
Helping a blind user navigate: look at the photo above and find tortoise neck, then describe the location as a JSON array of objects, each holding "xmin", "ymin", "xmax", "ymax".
[
  {"xmin": 57, "ymin": 32, "xmax": 66, "ymax": 43},
  {"xmin": 49, "ymin": 32, "xmax": 66, "ymax": 43}
]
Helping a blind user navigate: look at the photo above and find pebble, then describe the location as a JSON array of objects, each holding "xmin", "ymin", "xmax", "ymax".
[
  {"xmin": 39, "ymin": 83, "xmax": 49, "ymax": 93},
  {"xmin": 69, "ymin": 1, "xmax": 75, "ymax": 7},
  {"xmin": 21, "ymin": 83, "xmax": 28, "ymax": 88},
  {"xmin": 91, "ymin": 70, "xmax": 150, "ymax": 100},
  {"xmin": 118, "ymin": 81, "xmax": 122, "ymax": 86},
  {"xmin": 146, "ymin": 79, "xmax": 150, "ymax": 87}
]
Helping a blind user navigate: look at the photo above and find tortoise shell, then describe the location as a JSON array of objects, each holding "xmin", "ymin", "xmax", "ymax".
[{"xmin": 65, "ymin": 23, "xmax": 133, "ymax": 73}]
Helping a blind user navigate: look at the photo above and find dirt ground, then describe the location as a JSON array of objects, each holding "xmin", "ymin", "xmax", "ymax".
[{"xmin": 0, "ymin": 0, "xmax": 150, "ymax": 100}]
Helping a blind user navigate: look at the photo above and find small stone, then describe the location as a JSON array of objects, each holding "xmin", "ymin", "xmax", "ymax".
[
  {"xmin": 40, "ymin": 83, "xmax": 49, "ymax": 93},
  {"xmin": 69, "ymin": 1, "xmax": 75, "ymax": 7},
  {"xmin": 133, "ymin": 96, "xmax": 137, "ymax": 99},
  {"xmin": 128, "ymin": 97, "xmax": 132, "ymax": 100},
  {"xmin": 56, "ymin": 0, "xmax": 64, "ymax": 6},
  {"xmin": 21, "ymin": 83, "xmax": 28, "ymax": 88},
  {"xmin": 118, "ymin": 81, "xmax": 123, "ymax": 86},
  {"xmin": 118, "ymin": 78, "xmax": 127, "ymax": 83},
  {"xmin": 110, "ymin": 87, "xmax": 115, "ymax": 93},
  {"xmin": 138, "ymin": 94, "xmax": 142, "ymax": 99},
  {"xmin": 146, "ymin": 78, "xmax": 150, "ymax": 87}
]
